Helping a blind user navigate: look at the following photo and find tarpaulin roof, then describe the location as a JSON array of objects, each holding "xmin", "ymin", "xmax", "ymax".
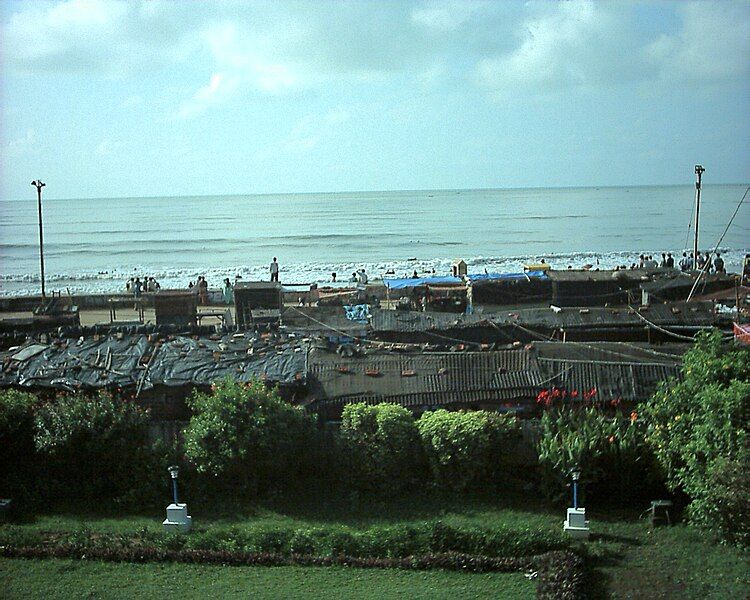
[
  {"xmin": 384, "ymin": 276, "xmax": 463, "ymax": 289},
  {"xmin": 1, "ymin": 332, "xmax": 309, "ymax": 392}
]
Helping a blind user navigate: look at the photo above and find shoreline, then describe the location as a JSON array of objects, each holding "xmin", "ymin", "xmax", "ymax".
[{"xmin": 2, "ymin": 249, "xmax": 747, "ymax": 299}]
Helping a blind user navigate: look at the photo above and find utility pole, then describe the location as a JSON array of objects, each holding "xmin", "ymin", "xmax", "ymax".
[
  {"xmin": 31, "ymin": 180, "xmax": 46, "ymax": 298},
  {"xmin": 693, "ymin": 165, "xmax": 705, "ymax": 268}
]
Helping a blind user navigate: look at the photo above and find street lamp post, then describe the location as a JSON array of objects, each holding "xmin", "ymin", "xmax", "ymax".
[
  {"xmin": 571, "ymin": 468, "xmax": 581, "ymax": 510},
  {"xmin": 168, "ymin": 465, "xmax": 180, "ymax": 504},
  {"xmin": 31, "ymin": 180, "xmax": 46, "ymax": 298}
]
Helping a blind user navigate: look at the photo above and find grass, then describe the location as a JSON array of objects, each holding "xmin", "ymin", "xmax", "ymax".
[
  {"xmin": 0, "ymin": 559, "xmax": 535, "ymax": 600},
  {"xmin": 589, "ymin": 520, "xmax": 749, "ymax": 599},
  {"xmin": 2, "ymin": 490, "xmax": 748, "ymax": 598}
]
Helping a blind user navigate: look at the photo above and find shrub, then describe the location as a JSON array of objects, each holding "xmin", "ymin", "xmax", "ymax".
[
  {"xmin": 416, "ymin": 409, "xmax": 520, "ymax": 490},
  {"xmin": 34, "ymin": 391, "xmax": 156, "ymax": 501},
  {"xmin": 642, "ymin": 331, "xmax": 750, "ymax": 546},
  {"xmin": 340, "ymin": 402, "xmax": 423, "ymax": 492},
  {"xmin": 183, "ymin": 378, "xmax": 318, "ymax": 494},
  {"xmin": 536, "ymin": 406, "xmax": 656, "ymax": 503},
  {"xmin": 0, "ymin": 389, "xmax": 38, "ymax": 500}
]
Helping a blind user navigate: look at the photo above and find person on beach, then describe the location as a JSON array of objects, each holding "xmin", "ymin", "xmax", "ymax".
[
  {"xmin": 465, "ymin": 280, "xmax": 474, "ymax": 315},
  {"xmin": 679, "ymin": 253, "xmax": 688, "ymax": 271},
  {"xmin": 133, "ymin": 277, "xmax": 142, "ymax": 309},
  {"xmin": 270, "ymin": 257, "xmax": 279, "ymax": 282},
  {"xmin": 660, "ymin": 253, "xmax": 668, "ymax": 267},
  {"xmin": 412, "ymin": 270, "xmax": 418, "ymax": 278},
  {"xmin": 638, "ymin": 254, "xmax": 645, "ymax": 268},
  {"xmin": 713, "ymin": 253, "xmax": 725, "ymax": 274},
  {"xmin": 198, "ymin": 276, "xmax": 208, "ymax": 305},
  {"xmin": 696, "ymin": 253, "xmax": 706, "ymax": 270},
  {"xmin": 331, "ymin": 272, "xmax": 337, "ymax": 283},
  {"xmin": 223, "ymin": 278, "xmax": 233, "ymax": 304},
  {"xmin": 666, "ymin": 253, "xmax": 674, "ymax": 268},
  {"xmin": 126, "ymin": 278, "xmax": 134, "ymax": 292}
]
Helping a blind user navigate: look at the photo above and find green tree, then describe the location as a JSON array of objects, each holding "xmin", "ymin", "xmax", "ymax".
[
  {"xmin": 183, "ymin": 378, "xmax": 317, "ymax": 494},
  {"xmin": 0, "ymin": 390, "xmax": 38, "ymax": 500},
  {"xmin": 34, "ymin": 391, "xmax": 155, "ymax": 501},
  {"xmin": 416, "ymin": 410, "xmax": 520, "ymax": 490},
  {"xmin": 340, "ymin": 402, "xmax": 423, "ymax": 492},
  {"xmin": 642, "ymin": 330, "xmax": 749, "ymax": 546}
]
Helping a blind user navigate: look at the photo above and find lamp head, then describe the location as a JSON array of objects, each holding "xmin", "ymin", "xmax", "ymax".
[
  {"xmin": 571, "ymin": 468, "xmax": 581, "ymax": 482},
  {"xmin": 168, "ymin": 465, "xmax": 179, "ymax": 479}
]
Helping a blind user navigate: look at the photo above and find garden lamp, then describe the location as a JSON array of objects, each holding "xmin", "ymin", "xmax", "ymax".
[
  {"xmin": 168, "ymin": 465, "xmax": 180, "ymax": 504},
  {"xmin": 571, "ymin": 468, "xmax": 581, "ymax": 510}
]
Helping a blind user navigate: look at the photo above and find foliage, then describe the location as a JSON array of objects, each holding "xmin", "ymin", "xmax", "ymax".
[
  {"xmin": 183, "ymin": 378, "xmax": 318, "ymax": 494},
  {"xmin": 536, "ymin": 406, "xmax": 656, "ymax": 503},
  {"xmin": 34, "ymin": 391, "xmax": 156, "ymax": 501},
  {"xmin": 416, "ymin": 410, "xmax": 520, "ymax": 490},
  {"xmin": 0, "ymin": 519, "xmax": 568, "ymax": 560},
  {"xmin": 0, "ymin": 389, "xmax": 38, "ymax": 500},
  {"xmin": 642, "ymin": 330, "xmax": 750, "ymax": 546},
  {"xmin": 340, "ymin": 403, "xmax": 423, "ymax": 492}
]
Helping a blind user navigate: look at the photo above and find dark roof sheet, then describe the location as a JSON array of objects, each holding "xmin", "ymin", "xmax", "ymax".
[
  {"xmin": 1, "ymin": 332, "xmax": 308, "ymax": 391},
  {"xmin": 498, "ymin": 302, "xmax": 717, "ymax": 329}
]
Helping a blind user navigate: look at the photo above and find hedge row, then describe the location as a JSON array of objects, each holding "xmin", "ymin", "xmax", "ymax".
[
  {"xmin": 0, "ymin": 520, "xmax": 570, "ymax": 560},
  {"xmin": 0, "ymin": 544, "xmax": 584, "ymax": 599},
  {"xmin": 340, "ymin": 402, "xmax": 522, "ymax": 492}
]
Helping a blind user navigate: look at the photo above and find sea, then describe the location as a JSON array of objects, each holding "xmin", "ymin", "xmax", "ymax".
[{"xmin": 1, "ymin": 185, "xmax": 748, "ymax": 297}]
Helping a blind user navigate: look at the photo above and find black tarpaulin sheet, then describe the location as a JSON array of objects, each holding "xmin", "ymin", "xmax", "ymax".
[{"xmin": 1, "ymin": 333, "xmax": 309, "ymax": 391}]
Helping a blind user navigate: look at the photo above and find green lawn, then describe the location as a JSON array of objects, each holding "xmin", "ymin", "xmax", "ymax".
[
  {"xmin": 0, "ymin": 559, "xmax": 534, "ymax": 600},
  {"xmin": 2, "ymin": 491, "xmax": 748, "ymax": 599}
]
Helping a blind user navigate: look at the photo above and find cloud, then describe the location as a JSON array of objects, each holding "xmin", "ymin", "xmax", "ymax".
[
  {"xmin": 476, "ymin": 1, "xmax": 637, "ymax": 93},
  {"xmin": 646, "ymin": 1, "xmax": 750, "ymax": 81},
  {"xmin": 4, "ymin": 128, "xmax": 37, "ymax": 158},
  {"xmin": 255, "ymin": 108, "xmax": 352, "ymax": 160},
  {"xmin": 411, "ymin": 0, "xmax": 487, "ymax": 32},
  {"xmin": 475, "ymin": 0, "xmax": 750, "ymax": 96},
  {"xmin": 176, "ymin": 71, "xmax": 241, "ymax": 119},
  {"xmin": 2, "ymin": 0, "xmax": 204, "ymax": 74}
]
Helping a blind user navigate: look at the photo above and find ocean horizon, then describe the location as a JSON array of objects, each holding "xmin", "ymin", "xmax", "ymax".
[{"xmin": 2, "ymin": 184, "xmax": 748, "ymax": 297}]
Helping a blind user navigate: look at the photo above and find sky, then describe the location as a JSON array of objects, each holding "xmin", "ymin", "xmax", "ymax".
[{"xmin": 1, "ymin": 0, "xmax": 749, "ymax": 200}]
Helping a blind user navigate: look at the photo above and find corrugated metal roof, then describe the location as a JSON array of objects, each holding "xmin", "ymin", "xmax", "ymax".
[
  {"xmin": 536, "ymin": 358, "xmax": 681, "ymax": 402},
  {"xmin": 309, "ymin": 349, "xmax": 535, "ymax": 403},
  {"xmin": 309, "ymin": 341, "xmax": 684, "ymax": 410}
]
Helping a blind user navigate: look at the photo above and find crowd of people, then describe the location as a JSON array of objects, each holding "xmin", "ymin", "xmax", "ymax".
[
  {"xmin": 125, "ymin": 276, "xmax": 160, "ymax": 296},
  {"xmin": 612, "ymin": 251, "xmax": 726, "ymax": 274}
]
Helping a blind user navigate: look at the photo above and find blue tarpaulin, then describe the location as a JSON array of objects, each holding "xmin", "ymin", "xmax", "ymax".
[
  {"xmin": 343, "ymin": 304, "xmax": 371, "ymax": 323},
  {"xmin": 467, "ymin": 271, "xmax": 549, "ymax": 281},
  {"xmin": 384, "ymin": 276, "xmax": 462, "ymax": 289}
]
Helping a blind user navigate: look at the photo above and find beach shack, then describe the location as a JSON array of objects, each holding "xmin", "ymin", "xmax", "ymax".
[
  {"xmin": 154, "ymin": 290, "xmax": 197, "ymax": 326},
  {"xmin": 234, "ymin": 282, "xmax": 283, "ymax": 329}
]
